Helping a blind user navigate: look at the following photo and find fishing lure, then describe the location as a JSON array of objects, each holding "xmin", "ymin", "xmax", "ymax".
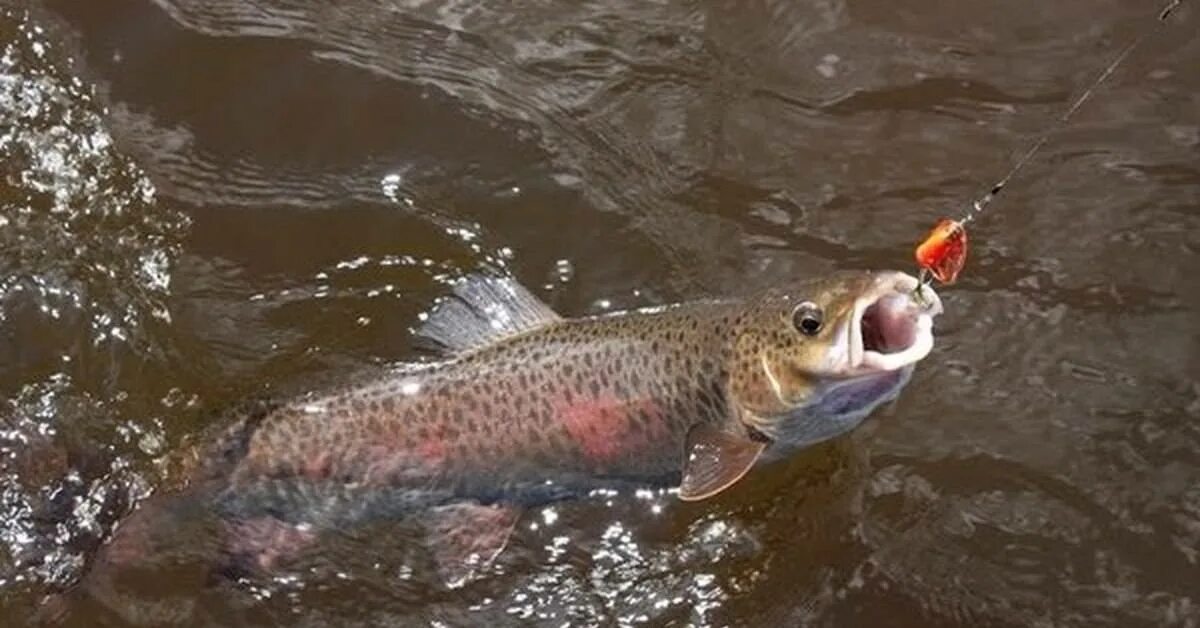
[{"xmin": 915, "ymin": 218, "xmax": 967, "ymax": 285}]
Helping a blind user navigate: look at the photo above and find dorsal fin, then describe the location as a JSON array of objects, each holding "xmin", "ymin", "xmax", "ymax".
[{"xmin": 414, "ymin": 273, "xmax": 561, "ymax": 353}]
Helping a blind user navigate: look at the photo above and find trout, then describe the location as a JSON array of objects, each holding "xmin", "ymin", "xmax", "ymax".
[{"xmin": 73, "ymin": 270, "xmax": 943, "ymax": 609}]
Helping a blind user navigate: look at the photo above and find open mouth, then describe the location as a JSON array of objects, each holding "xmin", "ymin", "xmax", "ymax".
[{"xmin": 849, "ymin": 273, "xmax": 942, "ymax": 372}]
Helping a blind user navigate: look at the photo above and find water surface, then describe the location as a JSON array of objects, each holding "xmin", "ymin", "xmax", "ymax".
[{"xmin": 1, "ymin": 0, "xmax": 1198, "ymax": 626}]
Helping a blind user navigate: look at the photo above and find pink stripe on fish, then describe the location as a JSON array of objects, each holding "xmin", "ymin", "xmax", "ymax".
[
  {"xmin": 417, "ymin": 436, "xmax": 448, "ymax": 466},
  {"xmin": 558, "ymin": 396, "xmax": 664, "ymax": 463}
]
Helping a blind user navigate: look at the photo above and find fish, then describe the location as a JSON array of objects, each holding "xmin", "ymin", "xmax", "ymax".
[{"xmin": 63, "ymin": 269, "xmax": 943, "ymax": 616}]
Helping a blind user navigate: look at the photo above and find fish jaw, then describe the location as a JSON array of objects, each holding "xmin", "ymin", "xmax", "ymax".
[
  {"xmin": 757, "ymin": 366, "xmax": 915, "ymax": 453},
  {"xmin": 832, "ymin": 271, "xmax": 942, "ymax": 377},
  {"xmin": 816, "ymin": 272, "xmax": 941, "ymax": 420}
]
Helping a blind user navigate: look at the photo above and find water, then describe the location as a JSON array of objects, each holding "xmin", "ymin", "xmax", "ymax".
[{"xmin": 1, "ymin": 1, "xmax": 1197, "ymax": 626}]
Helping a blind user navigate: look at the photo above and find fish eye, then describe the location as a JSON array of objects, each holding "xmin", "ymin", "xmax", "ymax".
[{"xmin": 791, "ymin": 301, "xmax": 823, "ymax": 336}]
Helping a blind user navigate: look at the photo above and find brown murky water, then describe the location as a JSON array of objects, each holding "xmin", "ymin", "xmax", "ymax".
[{"xmin": 2, "ymin": 0, "xmax": 1198, "ymax": 626}]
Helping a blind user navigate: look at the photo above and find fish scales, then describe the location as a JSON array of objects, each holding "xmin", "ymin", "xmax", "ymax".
[
  {"xmin": 57, "ymin": 270, "xmax": 944, "ymax": 611},
  {"xmin": 232, "ymin": 300, "xmax": 744, "ymax": 507}
]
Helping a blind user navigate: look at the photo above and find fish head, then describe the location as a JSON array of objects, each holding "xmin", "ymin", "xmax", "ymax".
[{"xmin": 729, "ymin": 270, "xmax": 943, "ymax": 449}]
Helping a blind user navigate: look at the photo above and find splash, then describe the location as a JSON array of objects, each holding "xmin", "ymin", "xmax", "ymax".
[
  {"xmin": 0, "ymin": 8, "xmax": 189, "ymax": 354},
  {"xmin": 0, "ymin": 5, "xmax": 187, "ymax": 606}
]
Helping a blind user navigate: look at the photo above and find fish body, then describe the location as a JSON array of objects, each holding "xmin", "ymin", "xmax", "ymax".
[
  {"xmin": 230, "ymin": 301, "xmax": 736, "ymax": 507},
  {"xmin": 76, "ymin": 270, "xmax": 943, "ymax": 605}
]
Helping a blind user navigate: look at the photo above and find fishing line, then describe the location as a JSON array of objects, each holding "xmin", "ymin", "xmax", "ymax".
[
  {"xmin": 914, "ymin": 0, "xmax": 1184, "ymax": 290},
  {"xmin": 959, "ymin": 0, "xmax": 1183, "ymax": 226}
]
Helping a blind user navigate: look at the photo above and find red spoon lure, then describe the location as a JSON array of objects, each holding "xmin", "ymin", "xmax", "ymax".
[{"xmin": 914, "ymin": 218, "xmax": 968, "ymax": 284}]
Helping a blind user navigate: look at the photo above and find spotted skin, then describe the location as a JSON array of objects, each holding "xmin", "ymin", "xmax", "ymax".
[
  {"xmin": 71, "ymin": 270, "xmax": 938, "ymax": 599},
  {"xmin": 218, "ymin": 271, "xmax": 901, "ymax": 518},
  {"xmin": 231, "ymin": 300, "xmax": 743, "ymax": 509}
]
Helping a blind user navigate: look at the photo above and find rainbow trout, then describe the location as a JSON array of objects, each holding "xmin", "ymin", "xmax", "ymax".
[{"xmin": 81, "ymin": 270, "xmax": 943, "ymax": 598}]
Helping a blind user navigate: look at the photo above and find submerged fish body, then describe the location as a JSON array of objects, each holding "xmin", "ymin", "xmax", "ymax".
[{"xmin": 84, "ymin": 270, "xmax": 943, "ymax": 596}]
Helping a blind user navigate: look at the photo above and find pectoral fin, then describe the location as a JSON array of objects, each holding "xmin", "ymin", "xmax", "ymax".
[
  {"xmin": 678, "ymin": 424, "xmax": 766, "ymax": 501},
  {"xmin": 416, "ymin": 502, "xmax": 521, "ymax": 588}
]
